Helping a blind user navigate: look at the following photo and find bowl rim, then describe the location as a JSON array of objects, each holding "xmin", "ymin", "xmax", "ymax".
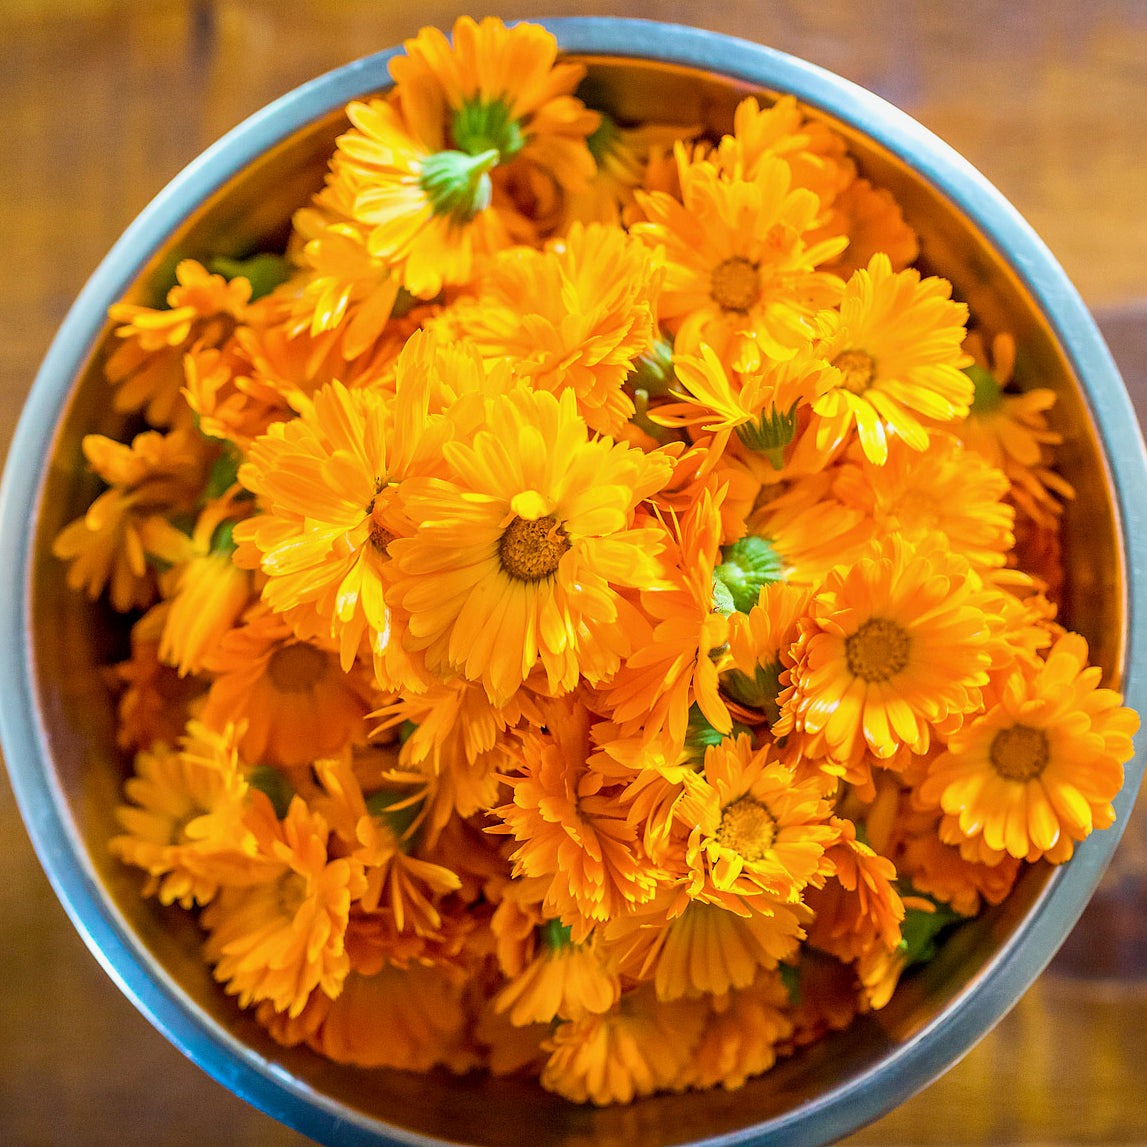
[{"xmin": 2, "ymin": 16, "xmax": 1146, "ymax": 1147}]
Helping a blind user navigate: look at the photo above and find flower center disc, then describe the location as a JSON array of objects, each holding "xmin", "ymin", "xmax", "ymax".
[
  {"xmin": 832, "ymin": 348, "xmax": 877, "ymax": 394},
  {"xmin": 989, "ymin": 723, "xmax": 1050, "ymax": 781},
  {"xmin": 711, "ymin": 256, "xmax": 761, "ymax": 312},
  {"xmin": 267, "ymin": 642, "xmax": 329, "ymax": 693},
  {"xmin": 715, "ymin": 796, "xmax": 776, "ymax": 861},
  {"xmin": 499, "ymin": 513, "xmax": 570, "ymax": 581},
  {"xmin": 845, "ymin": 617, "xmax": 911, "ymax": 682}
]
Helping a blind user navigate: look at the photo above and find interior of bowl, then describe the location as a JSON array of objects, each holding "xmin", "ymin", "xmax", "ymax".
[{"xmin": 13, "ymin": 33, "xmax": 1138, "ymax": 1147}]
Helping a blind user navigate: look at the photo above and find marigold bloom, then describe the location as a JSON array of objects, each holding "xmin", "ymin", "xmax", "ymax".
[
  {"xmin": 811, "ymin": 177, "xmax": 920, "ymax": 280},
  {"xmin": 541, "ymin": 984, "xmax": 708, "ymax": 1105},
  {"xmin": 831, "ymin": 432, "xmax": 1016, "ymax": 573},
  {"xmin": 51, "ymin": 426, "xmax": 214, "ymax": 612},
  {"xmin": 390, "ymin": 386, "xmax": 672, "ymax": 703},
  {"xmin": 714, "ymin": 95, "xmax": 855, "ymax": 206},
  {"xmin": 775, "ymin": 535, "xmax": 995, "ymax": 773},
  {"xmin": 603, "ymin": 486, "xmax": 733, "ymax": 744},
  {"xmin": 490, "ymin": 703, "xmax": 659, "ymax": 940},
  {"xmin": 109, "ymin": 720, "xmax": 282, "ymax": 908},
  {"xmin": 434, "ymin": 221, "xmax": 661, "ymax": 435},
  {"xmin": 672, "ymin": 735, "xmax": 839, "ymax": 912},
  {"xmin": 811, "ymin": 252, "xmax": 973, "ymax": 464},
  {"xmin": 605, "ymin": 887, "xmax": 810, "ymax": 1001},
  {"xmin": 632, "ymin": 150, "xmax": 846, "ymax": 371},
  {"xmin": 311, "ymin": 755, "xmax": 462, "ymax": 937},
  {"xmin": 804, "ymin": 818, "xmax": 904, "ymax": 963},
  {"xmin": 494, "ymin": 921, "xmax": 620, "ymax": 1026},
  {"xmin": 200, "ymin": 609, "xmax": 376, "ymax": 769},
  {"xmin": 916, "ymin": 632, "xmax": 1137, "ymax": 862},
  {"xmin": 653, "ymin": 341, "xmax": 835, "ymax": 468},
  {"xmin": 105, "ymin": 259, "xmax": 252, "ymax": 425},
  {"xmin": 202, "ymin": 795, "xmax": 368, "ymax": 1017},
  {"xmin": 956, "ymin": 331, "xmax": 1074, "ymax": 528},
  {"xmin": 306, "ymin": 962, "xmax": 474, "ymax": 1071},
  {"xmin": 677, "ymin": 970, "xmax": 794, "ymax": 1092},
  {"xmin": 723, "ymin": 582, "xmax": 812, "ymax": 727},
  {"xmin": 235, "ymin": 332, "xmax": 490, "ymax": 682}
]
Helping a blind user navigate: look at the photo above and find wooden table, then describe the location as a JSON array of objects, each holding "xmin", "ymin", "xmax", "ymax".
[{"xmin": 3, "ymin": 2, "xmax": 1147, "ymax": 1143}]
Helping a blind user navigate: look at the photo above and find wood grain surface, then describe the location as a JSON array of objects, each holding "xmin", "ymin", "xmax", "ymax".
[{"xmin": 3, "ymin": 2, "xmax": 1147, "ymax": 1144}]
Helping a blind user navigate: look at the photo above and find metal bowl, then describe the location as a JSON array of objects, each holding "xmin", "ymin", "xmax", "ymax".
[{"xmin": 2, "ymin": 17, "xmax": 1145, "ymax": 1147}]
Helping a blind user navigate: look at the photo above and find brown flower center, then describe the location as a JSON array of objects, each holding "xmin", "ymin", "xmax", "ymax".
[
  {"xmin": 267, "ymin": 642, "xmax": 328, "ymax": 693},
  {"xmin": 845, "ymin": 618, "xmax": 911, "ymax": 682},
  {"xmin": 989, "ymin": 724, "xmax": 1050, "ymax": 782},
  {"xmin": 715, "ymin": 796, "xmax": 776, "ymax": 861},
  {"xmin": 499, "ymin": 514, "xmax": 570, "ymax": 581},
  {"xmin": 710, "ymin": 256, "xmax": 761, "ymax": 312},
  {"xmin": 832, "ymin": 349, "xmax": 877, "ymax": 394},
  {"xmin": 369, "ymin": 518, "xmax": 395, "ymax": 554}
]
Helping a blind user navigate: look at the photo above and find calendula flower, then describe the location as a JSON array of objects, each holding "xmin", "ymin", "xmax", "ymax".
[
  {"xmin": 433, "ymin": 220, "xmax": 662, "ymax": 435},
  {"xmin": 107, "ymin": 606, "xmax": 207, "ymax": 752},
  {"xmin": 51, "ymin": 426, "xmax": 214, "ymax": 612},
  {"xmin": 955, "ymin": 330, "xmax": 1074, "ymax": 527},
  {"xmin": 541, "ymin": 983, "xmax": 708, "ymax": 1105},
  {"xmin": 605, "ymin": 887, "xmax": 811, "ymax": 1001},
  {"xmin": 603, "ymin": 486, "xmax": 734, "ymax": 745},
  {"xmin": 811, "ymin": 252, "xmax": 973, "ymax": 464},
  {"xmin": 831, "ymin": 432, "xmax": 1016, "ymax": 573},
  {"xmin": 775, "ymin": 534, "xmax": 995, "ymax": 773},
  {"xmin": 108, "ymin": 720, "xmax": 283, "ymax": 908},
  {"xmin": 311, "ymin": 755, "xmax": 462, "ymax": 937},
  {"xmin": 894, "ymin": 808, "xmax": 1021, "ymax": 917},
  {"xmin": 672, "ymin": 735, "xmax": 839, "ymax": 914},
  {"xmin": 104, "ymin": 258, "xmax": 252, "ymax": 425},
  {"xmin": 722, "ymin": 581, "xmax": 812, "ymax": 727},
  {"xmin": 677, "ymin": 969, "xmax": 794, "ymax": 1092},
  {"xmin": 289, "ymin": 192, "xmax": 401, "ymax": 359},
  {"xmin": 490, "ymin": 703, "xmax": 659, "ymax": 941},
  {"xmin": 916, "ymin": 632, "xmax": 1138, "ymax": 862},
  {"xmin": 235, "ymin": 331, "xmax": 490, "ymax": 683},
  {"xmin": 156, "ymin": 489, "xmax": 254, "ymax": 677},
  {"xmin": 653, "ymin": 341, "xmax": 835, "ymax": 468},
  {"xmin": 494, "ymin": 919, "xmax": 620, "ymax": 1025},
  {"xmin": 715, "ymin": 96, "xmax": 854, "ymax": 198},
  {"xmin": 392, "ymin": 15, "xmax": 598, "ymax": 205},
  {"xmin": 200, "ymin": 609, "xmax": 376, "ymax": 769},
  {"xmin": 564, "ymin": 112, "xmax": 696, "ymax": 228},
  {"xmin": 811, "ymin": 177, "xmax": 920, "ymax": 281},
  {"xmin": 803, "ymin": 818, "xmax": 904, "ymax": 963},
  {"xmin": 306, "ymin": 961, "xmax": 474, "ymax": 1071},
  {"xmin": 202, "ymin": 795, "xmax": 368, "ymax": 1018},
  {"xmin": 390, "ymin": 385, "xmax": 672, "ymax": 704},
  {"xmin": 633, "ymin": 150, "xmax": 846, "ymax": 371},
  {"xmin": 746, "ymin": 466, "xmax": 876, "ymax": 587}
]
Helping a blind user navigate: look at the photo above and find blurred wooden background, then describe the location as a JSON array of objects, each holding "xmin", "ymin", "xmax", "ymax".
[{"xmin": 3, "ymin": 1, "xmax": 1147, "ymax": 1144}]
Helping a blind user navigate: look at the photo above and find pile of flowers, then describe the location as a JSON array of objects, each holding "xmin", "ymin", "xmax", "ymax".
[{"xmin": 54, "ymin": 17, "xmax": 1139, "ymax": 1104}]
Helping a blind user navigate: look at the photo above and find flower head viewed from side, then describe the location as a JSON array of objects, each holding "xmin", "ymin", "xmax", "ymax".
[{"xmin": 55, "ymin": 21, "xmax": 1140, "ymax": 1111}]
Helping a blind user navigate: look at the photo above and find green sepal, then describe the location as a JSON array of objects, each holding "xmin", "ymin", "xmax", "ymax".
[
  {"xmin": 735, "ymin": 401, "xmax": 800, "ymax": 469},
  {"xmin": 540, "ymin": 917, "xmax": 574, "ymax": 952},
  {"xmin": 720, "ymin": 660, "xmax": 784, "ymax": 726},
  {"xmin": 248, "ymin": 765, "xmax": 295, "ymax": 820},
  {"xmin": 365, "ymin": 788, "xmax": 423, "ymax": 843},
  {"xmin": 419, "ymin": 148, "xmax": 499, "ymax": 224},
  {"xmin": 779, "ymin": 960, "xmax": 802, "ymax": 1005},
  {"xmin": 714, "ymin": 534, "xmax": 785, "ymax": 614},
  {"xmin": 210, "ymin": 252, "xmax": 292, "ymax": 301},
  {"xmin": 451, "ymin": 97, "xmax": 525, "ymax": 160},
  {"xmin": 711, "ymin": 570, "xmax": 737, "ymax": 617},
  {"xmin": 628, "ymin": 334, "xmax": 676, "ymax": 400},
  {"xmin": 204, "ymin": 446, "xmax": 242, "ymax": 500},
  {"xmin": 209, "ymin": 519, "xmax": 237, "ymax": 556},
  {"xmin": 898, "ymin": 890, "xmax": 963, "ymax": 969},
  {"xmin": 682, "ymin": 702, "xmax": 752, "ymax": 765},
  {"xmin": 965, "ymin": 362, "xmax": 1002, "ymax": 414}
]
